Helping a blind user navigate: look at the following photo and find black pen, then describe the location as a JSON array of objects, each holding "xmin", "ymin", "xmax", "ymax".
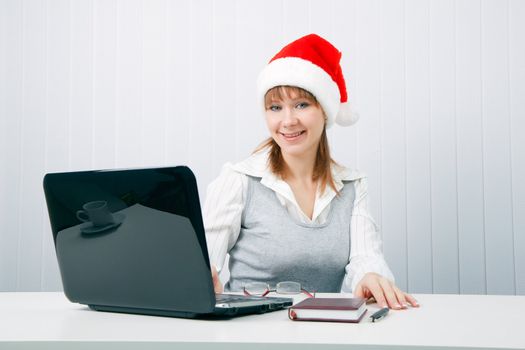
[{"xmin": 370, "ymin": 307, "xmax": 389, "ymax": 322}]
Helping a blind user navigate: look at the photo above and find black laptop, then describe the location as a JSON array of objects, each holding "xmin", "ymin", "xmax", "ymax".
[{"xmin": 43, "ymin": 166, "xmax": 293, "ymax": 318}]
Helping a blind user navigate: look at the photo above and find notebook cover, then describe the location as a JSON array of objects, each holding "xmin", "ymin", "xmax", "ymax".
[
  {"xmin": 288, "ymin": 298, "xmax": 367, "ymax": 323},
  {"xmin": 291, "ymin": 297, "xmax": 365, "ymax": 310}
]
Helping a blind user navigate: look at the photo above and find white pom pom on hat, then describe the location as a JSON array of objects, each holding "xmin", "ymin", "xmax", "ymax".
[{"xmin": 257, "ymin": 33, "xmax": 359, "ymax": 127}]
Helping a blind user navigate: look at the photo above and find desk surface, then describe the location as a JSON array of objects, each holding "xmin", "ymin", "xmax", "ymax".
[{"xmin": 1, "ymin": 292, "xmax": 524, "ymax": 350}]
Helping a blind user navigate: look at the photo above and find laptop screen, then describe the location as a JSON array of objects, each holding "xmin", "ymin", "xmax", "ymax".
[{"xmin": 43, "ymin": 166, "xmax": 215, "ymax": 313}]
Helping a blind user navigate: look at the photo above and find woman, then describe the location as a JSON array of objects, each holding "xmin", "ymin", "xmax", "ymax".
[{"xmin": 204, "ymin": 34, "xmax": 418, "ymax": 310}]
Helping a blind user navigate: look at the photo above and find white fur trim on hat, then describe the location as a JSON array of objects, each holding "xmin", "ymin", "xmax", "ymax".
[
  {"xmin": 257, "ymin": 57, "xmax": 341, "ymax": 128},
  {"xmin": 336, "ymin": 102, "xmax": 360, "ymax": 126}
]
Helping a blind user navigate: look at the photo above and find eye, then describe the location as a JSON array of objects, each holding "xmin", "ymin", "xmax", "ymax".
[
  {"xmin": 268, "ymin": 104, "xmax": 282, "ymax": 112},
  {"xmin": 296, "ymin": 102, "xmax": 310, "ymax": 109}
]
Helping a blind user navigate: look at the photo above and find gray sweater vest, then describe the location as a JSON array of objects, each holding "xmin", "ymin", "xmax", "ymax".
[{"xmin": 225, "ymin": 176, "xmax": 355, "ymax": 293}]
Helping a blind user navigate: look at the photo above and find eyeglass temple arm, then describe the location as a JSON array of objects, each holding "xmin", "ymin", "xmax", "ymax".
[{"xmin": 301, "ymin": 288, "xmax": 316, "ymax": 298}]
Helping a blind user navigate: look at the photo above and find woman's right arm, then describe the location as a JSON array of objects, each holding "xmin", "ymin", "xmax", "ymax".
[{"xmin": 203, "ymin": 164, "xmax": 246, "ymax": 291}]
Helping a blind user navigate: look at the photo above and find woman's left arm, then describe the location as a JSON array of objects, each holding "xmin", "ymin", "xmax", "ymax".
[{"xmin": 342, "ymin": 177, "xmax": 419, "ymax": 309}]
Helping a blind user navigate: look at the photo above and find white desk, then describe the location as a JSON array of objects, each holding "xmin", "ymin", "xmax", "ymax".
[{"xmin": 1, "ymin": 292, "xmax": 524, "ymax": 349}]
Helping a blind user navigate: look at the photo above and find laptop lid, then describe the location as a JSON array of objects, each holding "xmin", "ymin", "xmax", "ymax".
[{"xmin": 43, "ymin": 166, "xmax": 217, "ymax": 314}]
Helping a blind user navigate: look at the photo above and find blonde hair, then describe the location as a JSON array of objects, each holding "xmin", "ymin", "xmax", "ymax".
[{"xmin": 254, "ymin": 86, "xmax": 339, "ymax": 195}]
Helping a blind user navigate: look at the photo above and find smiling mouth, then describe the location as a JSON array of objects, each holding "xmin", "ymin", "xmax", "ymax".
[{"xmin": 280, "ymin": 131, "xmax": 306, "ymax": 139}]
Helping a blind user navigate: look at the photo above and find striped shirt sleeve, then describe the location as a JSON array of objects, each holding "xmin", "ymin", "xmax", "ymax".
[
  {"xmin": 203, "ymin": 164, "xmax": 247, "ymax": 273},
  {"xmin": 341, "ymin": 177, "xmax": 395, "ymax": 293}
]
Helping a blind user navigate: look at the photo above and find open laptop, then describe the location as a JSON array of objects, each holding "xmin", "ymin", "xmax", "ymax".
[{"xmin": 43, "ymin": 166, "xmax": 293, "ymax": 318}]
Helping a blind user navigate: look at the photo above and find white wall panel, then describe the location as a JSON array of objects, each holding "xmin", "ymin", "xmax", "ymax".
[
  {"xmin": 482, "ymin": 0, "xmax": 515, "ymax": 295},
  {"xmin": 211, "ymin": 0, "xmax": 237, "ymax": 177},
  {"xmin": 355, "ymin": 0, "xmax": 382, "ymax": 231},
  {"xmin": 1, "ymin": 0, "xmax": 22, "ymax": 291},
  {"xmin": 17, "ymin": 0, "xmax": 47, "ymax": 291},
  {"xmin": 331, "ymin": 0, "xmax": 359, "ymax": 184},
  {"xmin": 309, "ymin": 0, "xmax": 334, "ymax": 39},
  {"xmin": 92, "ymin": 0, "xmax": 117, "ymax": 169},
  {"xmin": 456, "ymin": 0, "xmax": 486, "ymax": 294},
  {"xmin": 188, "ymin": 0, "xmax": 214, "ymax": 197},
  {"xmin": 70, "ymin": 0, "xmax": 94, "ymax": 171},
  {"xmin": 142, "ymin": 0, "xmax": 167, "ymax": 168},
  {"xmin": 379, "ymin": 0, "xmax": 408, "ymax": 292},
  {"xmin": 1, "ymin": 0, "xmax": 524, "ymax": 294},
  {"xmin": 0, "ymin": 0, "xmax": 10, "ymax": 290},
  {"xmin": 509, "ymin": 0, "xmax": 525, "ymax": 296},
  {"xmin": 41, "ymin": 0, "xmax": 71, "ymax": 291},
  {"xmin": 282, "ymin": 0, "xmax": 309, "ymax": 44},
  {"xmin": 116, "ymin": 0, "xmax": 143, "ymax": 168},
  {"xmin": 405, "ymin": 0, "xmax": 433, "ymax": 293},
  {"xmin": 429, "ymin": 0, "xmax": 459, "ymax": 294},
  {"xmin": 165, "ymin": 0, "xmax": 190, "ymax": 167},
  {"xmin": 235, "ymin": 0, "xmax": 280, "ymax": 160}
]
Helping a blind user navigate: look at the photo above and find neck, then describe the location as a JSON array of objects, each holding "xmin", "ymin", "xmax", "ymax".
[{"xmin": 281, "ymin": 149, "xmax": 317, "ymax": 183}]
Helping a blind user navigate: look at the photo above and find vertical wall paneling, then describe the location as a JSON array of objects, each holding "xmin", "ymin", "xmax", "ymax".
[
  {"xmin": 1, "ymin": 0, "xmax": 524, "ymax": 294},
  {"xmin": 1, "ymin": 0, "xmax": 22, "ymax": 291},
  {"xmin": 141, "ymin": 0, "xmax": 167, "ymax": 167},
  {"xmin": 188, "ymin": 0, "xmax": 214, "ymax": 198},
  {"xmin": 509, "ymin": 0, "xmax": 525, "ymax": 295},
  {"xmin": 165, "ymin": 0, "xmax": 190, "ymax": 167},
  {"xmin": 211, "ymin": 0, "xmax": 237, "ymax": 281},
  {"xmin": 355, "ymin": 0, "xmax": 382, "ymax": 229},
  {"xmin": 41, "ymin": 0, "xmax": 71, "ymax": 291},
  {"xmin": 211, "ymin": 0, "xmax": 236, "ymax": 178},
  {"xmin": 379, "ymin": 0, "xmax": 408, "ymax": 291},
  {"xmin": 309, "ymin": 0, "xmax": 333, "ymax": 39},
  {"xmin": 45, "ymin": 0, "xmax": 70, "ymax": 173},
  {"xmin": 405, "ymin": 0, "xmax": 433, "ymax": 293},
  {"xmin": 0, "ymin": 0, "xmax": 10, "ymax": 290},
  {"xmin": 235, "ymin": 0, "xmax": 280, "ymax": 161},
  {"xmin": 17, "ymin": 0, "xmax": 47, "ymax": 291},
  {"xmin": 92, "ymin": 0, "xmax": 117, "ymax": 169},
  {"xmin": 481, "ymin": 0, "xmax": 515, "ymax": 295},
  {"xmin": 429, "ymin": 0, "xmax": 459, "ymax": 293},
  {"xmin": 282, "ymin": 0, "xmax": 309, "ymax": 44},
  {"xmin": 456, "ymin": 0, "xmax": 486, "ymax": 294},
  {"xmin": 70, "ymin": 0, "xmax": 94, "ymax": 172},
  {"xmin": 0, "ymin": 0, "xmax": 5, "ymax": 284},
  {"xmin": 331, "ymin": 0, "xmax": 359, "ymax": 172},
  {"xmin": 115, "ymin": 0, "xmax": 143, "ymax": 168}
]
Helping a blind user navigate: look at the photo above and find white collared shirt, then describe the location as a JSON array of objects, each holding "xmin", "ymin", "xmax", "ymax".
[{"xmin": 203, "ymin": 149, "xmax": 394, "ymax": 292}]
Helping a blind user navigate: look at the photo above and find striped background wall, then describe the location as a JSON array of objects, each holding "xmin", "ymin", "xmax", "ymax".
[{"xmin": 1, "ymin": 0, "xmax": 524, "ymax": 294}]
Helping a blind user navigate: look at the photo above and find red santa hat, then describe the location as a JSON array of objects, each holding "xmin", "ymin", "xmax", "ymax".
[{"xmin": 257, "ymin": 33, "xmax": 359, "ymax": 127}]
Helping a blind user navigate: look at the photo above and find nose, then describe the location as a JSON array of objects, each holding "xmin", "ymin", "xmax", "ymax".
[{"xmin": 282, "ymin": 107, "xmax": 298, "ymax": 128}]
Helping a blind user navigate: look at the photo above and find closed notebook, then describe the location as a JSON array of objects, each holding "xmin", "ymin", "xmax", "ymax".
[{"xmin": 288, "ymin": 297, "xmax": 367, "ymax": 323}]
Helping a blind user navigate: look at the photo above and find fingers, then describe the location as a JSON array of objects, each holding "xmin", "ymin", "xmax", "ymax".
[
  {"xmin": 364, "ymin": 279, "xmax": 388, "ymax": 309},
  {"xmin": 353, "ymin": 283, "xmax": 365, "ymax": 299},
  {"xmin": 354, "ymin": 283, "xmax": 375, "ymax": 303},
  {"xmin": 359, "ymin": 274, "xmax": 419, "ymax": 310},
  {"xmin": 378, "ymin": 278, "xmax": 403, "ymax": 309},
  {"xmin": 392, "ymin": 285, "xmax": 409, "ymax": 309},
  {"xmin": 404, "ymin": 291, "xmax": 420, "ymax": 307},
  {"xmin": 211, "ymin": 265, "xmax": 223, "ymax": 294}
]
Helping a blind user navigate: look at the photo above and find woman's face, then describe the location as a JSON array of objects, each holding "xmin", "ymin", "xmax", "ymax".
[{"xmin": 265, "ymin": 90, "xmax": 326, "ymax": 159}]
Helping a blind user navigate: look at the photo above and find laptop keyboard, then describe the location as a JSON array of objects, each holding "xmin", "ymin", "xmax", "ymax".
[{"xmin": 215, "ymin": 294, "xmax": 265, "ymax": 303}]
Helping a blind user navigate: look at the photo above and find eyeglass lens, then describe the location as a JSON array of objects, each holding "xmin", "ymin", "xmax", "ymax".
[
  {"xmin": 244, "ymin": 282, "xmax": 270, "ymax": 295},
  {"xmin": 275, "ymin": 281, "xmax": 302, "ymax": 294}
]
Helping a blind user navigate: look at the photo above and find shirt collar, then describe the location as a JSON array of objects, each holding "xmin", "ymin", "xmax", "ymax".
[
  {"xmin": 232, "ymin": 148, "xmax": 364, "ymax": 181},
  {"xmin": 231, "ymin": 148, "xmax": 365, "ymax": 222}
]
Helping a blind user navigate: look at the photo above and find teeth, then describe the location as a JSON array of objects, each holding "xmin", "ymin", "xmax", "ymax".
[{"xmin": 283, "ymin": 131, "xmax": 303, "ymax": 137}]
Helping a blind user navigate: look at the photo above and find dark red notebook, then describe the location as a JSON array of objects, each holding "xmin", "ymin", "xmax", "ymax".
[{"xmin": 288, "ymin": 297, "xmax": 367, "ymax": 323}]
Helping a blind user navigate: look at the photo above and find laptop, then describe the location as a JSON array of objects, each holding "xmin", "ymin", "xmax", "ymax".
[{"xmin": 43, "ymin": 166, "xmax": 293, "ymax": 318}]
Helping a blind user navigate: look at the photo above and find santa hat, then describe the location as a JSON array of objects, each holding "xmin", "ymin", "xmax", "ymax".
[{"xmin": 257, "ymin": 33, "xmax": 359, "ymax": 127}]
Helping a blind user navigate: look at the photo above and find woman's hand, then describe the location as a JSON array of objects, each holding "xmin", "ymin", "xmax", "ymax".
[
  {"xmin": 211, "ymin": 265, "xmax": 224, "ymax": 294},
  {"xmin": 354, "ymin": 272, "xmax": 419, "ymax": 309}
]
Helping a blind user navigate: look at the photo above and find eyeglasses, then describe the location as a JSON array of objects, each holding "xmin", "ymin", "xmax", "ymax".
[{"xmin": 243, "ymin": 281, "xmax": 315, "ymax": 298}]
